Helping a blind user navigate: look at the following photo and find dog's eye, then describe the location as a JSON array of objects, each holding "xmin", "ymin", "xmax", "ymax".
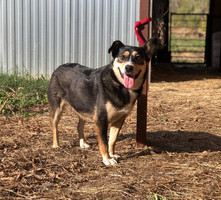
[
  {"xmin": 135, "ymin": 55, "xmax": 141, "ymax": 61},
  {"xmin": 119, "ymin": 55, "xmax": 126, "ymax": 61}
]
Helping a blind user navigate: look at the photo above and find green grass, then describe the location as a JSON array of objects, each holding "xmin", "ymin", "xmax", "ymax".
[{"xmin": 0, "ymin": 74, "xmax": 49, "ymax": 116}]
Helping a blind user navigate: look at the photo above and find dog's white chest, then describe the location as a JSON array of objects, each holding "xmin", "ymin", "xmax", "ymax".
[{"xmin": 106, "ymin": 91, "xmax": 137, "ymax": 123}]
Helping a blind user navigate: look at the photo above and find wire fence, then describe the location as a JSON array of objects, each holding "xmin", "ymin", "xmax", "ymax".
[{"xmin": 169, "ymin": 13, "xmax": 208, "ymax": 64}]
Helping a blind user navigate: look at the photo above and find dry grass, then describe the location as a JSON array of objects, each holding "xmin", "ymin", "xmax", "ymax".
[{"xmin": 1, "ymin": 67, "xmax": 221, "ymax": 199}]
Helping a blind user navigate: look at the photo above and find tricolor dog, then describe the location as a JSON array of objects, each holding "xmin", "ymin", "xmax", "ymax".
[{"xmin": 48, "ymin": 38, "xmax": 157, "ymax": 165}]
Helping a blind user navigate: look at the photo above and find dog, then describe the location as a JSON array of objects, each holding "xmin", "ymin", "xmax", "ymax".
[{"xmin": 47, "ymin": 38, "xmax": 157, "ymax": 165}]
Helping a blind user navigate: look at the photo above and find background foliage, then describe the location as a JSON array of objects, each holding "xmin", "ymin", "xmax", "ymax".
[
  {"xmin": 170, "ymin": 0, "xmax": 210, "ymax": 14},
  {"xmin": 0, "ymin": 74, "xmax": 49, "ymax": 116}
]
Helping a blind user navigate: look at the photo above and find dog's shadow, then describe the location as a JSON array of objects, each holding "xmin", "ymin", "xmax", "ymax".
[
  {"xmin": 117, "ymin": 131, "xmax": 221, "ymax": 157},
  {"xmin": 84, "ymin": 131, "xmax": 221, "ymax": 160}
]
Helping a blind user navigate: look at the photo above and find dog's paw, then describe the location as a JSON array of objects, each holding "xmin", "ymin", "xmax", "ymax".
[
  {"xmin": 109, "ymin": 153, "xmax": 121, "ymax": 160},
  {"xmin": 52, "ymin": 144, "xmax": 59, "ymax": 148},
  {"xmin": 103, "ymin": 158, "xmax": 117, "ymax": 166},
  {"xmin": 80, "ymin": 140, "xmax": 90, "ymax": 149}
]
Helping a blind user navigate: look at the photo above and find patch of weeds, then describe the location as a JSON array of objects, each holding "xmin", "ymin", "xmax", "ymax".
[
  {"xmin": 147, "ymin": 193, "xmax": 168, "ymax": 200},
  {"xmin": 0, "ymin": 74, "xmax": 49, "ymax": 116},
  {"xmin": 160, "ymin": 114, "xmax": 169, "ymax": 123}
]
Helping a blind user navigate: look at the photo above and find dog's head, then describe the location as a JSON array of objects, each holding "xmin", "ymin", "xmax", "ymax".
[{"xmin": 108, "ymin": 38, "xmax": 157, "ymax": 90}]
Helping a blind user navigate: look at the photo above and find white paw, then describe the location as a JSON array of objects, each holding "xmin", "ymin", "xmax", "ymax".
[
  {"xmin": 52, "ymin": 144, "xmax": 59, "ymax": 148},
  {"xmin": 103, "ymin": 158, "xmax": 117, "ymax": 166},
  {"xmin": 80, "ymin": 140, "xmax": 90, "ymax": 149},
  {"xmin": 109, "ymin": 154, "xmax": 121, "ymax": 160}
]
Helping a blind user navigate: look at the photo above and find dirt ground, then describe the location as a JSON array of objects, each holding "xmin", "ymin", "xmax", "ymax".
[{"xmin": 1, "ymin": 66, "xmax": 221, "ymax": 200}]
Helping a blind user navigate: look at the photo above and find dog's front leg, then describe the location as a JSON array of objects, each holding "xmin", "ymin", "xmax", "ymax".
[
  {"xmin": 95, "ymin": 119, "xmax": 117, "ymax": 165},
  {"xmin": 109, "ymin": 116, "xmax": 126, "ymax": 159}
]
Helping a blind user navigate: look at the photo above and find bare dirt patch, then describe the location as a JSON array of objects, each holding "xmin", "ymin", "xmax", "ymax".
[{"xmin": 1, "ymin": 68, "xmax": 221, "ymax": 199}]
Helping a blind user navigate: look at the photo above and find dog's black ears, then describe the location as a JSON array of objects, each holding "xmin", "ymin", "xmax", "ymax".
[
  {"xmin": 143, "ymin": 38, "xmax": 158, "ymax": 59},
  {"xmin": 108, "ymin": 40, "xmax": 125, "ymax": 58}
]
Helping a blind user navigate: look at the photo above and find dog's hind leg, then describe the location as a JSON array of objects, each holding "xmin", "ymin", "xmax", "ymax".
[
  {"xmin": 48, "ymin": 74, "xmax": 66, "ymax": 148},
  {"xmin": 77, "ymin": 118, "xmax": 90, "ymax": 149},
  {"xmin": 49, "ymin": 99, "xmax": 65, "ymax": 148}
]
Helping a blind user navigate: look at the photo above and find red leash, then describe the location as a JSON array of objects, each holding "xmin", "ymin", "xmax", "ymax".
[{"xmin": 134, "ymin": 17, "xmax": 152, "ymax": 45}]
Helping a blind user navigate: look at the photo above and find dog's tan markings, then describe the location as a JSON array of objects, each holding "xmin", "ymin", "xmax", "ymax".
[
  {"xmin": 132, "ymin": 51, "xmax": 138, "ymax": 57},
  {"xmin": 112, "ymin": 59, "xmax": 124, "ymax": 85},
  {"xmin": 106, "ymin": 92, "xmax": 137, "ymax": 123},
  {"xmin": 122, "ymin": 51, "xmax": 130, "ymax": 57},
  {"xmin": 105, "ymin": 101, "xmax": 116, "ymax": 122},
  {"xmin": 95, "ymin": 122, "xmax": 117, "ymax": 165},
  {"xmin": 93, "ymin": 107, "xmax": 98, "ymax": 122},
  {"xmin": 106, "ymin": 101, "xmax": 126, "ymax": 123},
  {"xmin": 51, "ymin": 99, "xmax": 66, "ymax": 148},
  {"xmin": 109, "ymin": 116, "xmax": 125, "ymax": 158},
  {"xmin": 131, "ymin": 60, "xmax": 147, "ymax": 90},
  {"xmin": 52, "ymin": 117, "xmax": 59, "ymax": 148},
  {"xmin": 95, "ymin": 124, "xmax": 108, "ymax": 159},
  {"xmin": 133, "ymin": 60, "xmax": 146, "ymax": 75},
  {"xmin": 118, "ymin": 51, "xmax": 130, "ymax": 63},
  {"xmin": 132, "ymin": 51, "xmax": 143, "ymax": 63}
]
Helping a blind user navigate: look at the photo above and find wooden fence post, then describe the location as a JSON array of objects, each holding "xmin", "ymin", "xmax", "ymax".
[{"xmin": 136, "ymin": 0, "xmax": 151, "ymax": 148}]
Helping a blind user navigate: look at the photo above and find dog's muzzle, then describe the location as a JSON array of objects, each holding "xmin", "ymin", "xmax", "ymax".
[
  {"xmin": 125, "ymin": 64, "xmax": 134, "ymax": 74},
  {"xmin": 118, "ymin": 64, "xmax": 142, "ymax": 89}
]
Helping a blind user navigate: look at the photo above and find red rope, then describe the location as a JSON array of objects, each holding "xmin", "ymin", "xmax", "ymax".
[{"xmin": 134, "ymin": 17, "xmax": 152, "ymax": 45}]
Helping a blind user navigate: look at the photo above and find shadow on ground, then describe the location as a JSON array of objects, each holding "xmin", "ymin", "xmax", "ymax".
[
  {"xmin": 117, "ymin": 131, "xmax": 221, "ymax": 154},
  {"xmin": 151, "ymin": 63, "xmax": 221, "ymax": 83}
]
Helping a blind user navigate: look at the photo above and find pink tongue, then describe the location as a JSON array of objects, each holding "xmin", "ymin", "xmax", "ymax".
[{"xmin": 123, "ymin": 74, "xmax": 135, "ymax": 89}]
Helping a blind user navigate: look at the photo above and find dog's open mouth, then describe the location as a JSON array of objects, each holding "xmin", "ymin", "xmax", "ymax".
[{"xmin": 118, "ymin": 68, "xmax": 141, "ymax": 89}]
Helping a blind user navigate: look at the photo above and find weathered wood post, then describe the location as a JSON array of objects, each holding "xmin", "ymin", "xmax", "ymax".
[{"xmin": 136, "ymin": 0, "xmax": 151, "ymax": 147}]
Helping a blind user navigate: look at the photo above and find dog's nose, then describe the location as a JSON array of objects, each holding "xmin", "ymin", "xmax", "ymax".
[{"xmin": 125, "ymin": 65, "xmax": 133, "ymax": 73}]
